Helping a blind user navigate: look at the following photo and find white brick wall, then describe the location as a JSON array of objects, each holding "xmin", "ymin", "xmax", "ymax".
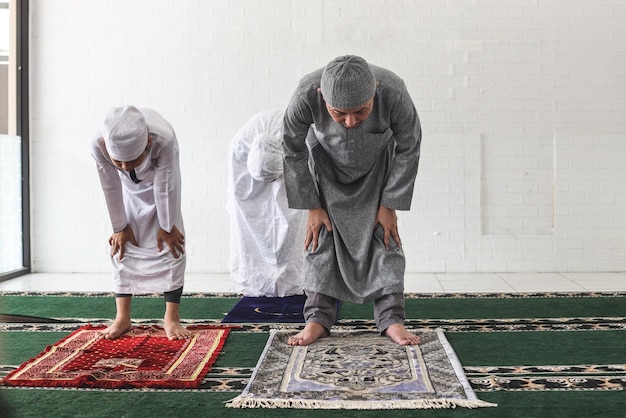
[{"xmin": 28, "ymin": 0, "xmax": 626, "ymax": 273}]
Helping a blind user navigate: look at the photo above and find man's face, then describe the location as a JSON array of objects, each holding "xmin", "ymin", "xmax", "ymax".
[{"xmin": 325, "ymin": 96, "xmax": 375, "ymax": 129}]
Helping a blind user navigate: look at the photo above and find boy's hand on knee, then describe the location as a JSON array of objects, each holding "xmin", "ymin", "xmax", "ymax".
[
  {"xmin": 157, "ymin": 226, "xmax": 185, "ymax": 258},
  {"xmin": 109, "ymin": 225, "xmax": 138, "ymax": 260}
]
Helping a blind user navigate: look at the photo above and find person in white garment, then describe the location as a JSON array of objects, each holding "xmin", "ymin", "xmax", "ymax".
[
  {"xmin": 90, "ymin": 105, "xmax": 191, "ymax": 340},
  {"xmin": 227, "ymin": 109, "xmax": 306, "ymax": 297}
]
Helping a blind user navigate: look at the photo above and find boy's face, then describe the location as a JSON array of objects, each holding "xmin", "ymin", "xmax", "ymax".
[{"xmin": 110, "ymin": 137, "xmax": 151, "ymax": 171}]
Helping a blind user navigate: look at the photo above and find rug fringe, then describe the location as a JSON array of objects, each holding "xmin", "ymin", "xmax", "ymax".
[{"xmin": 225, "ymin": 396, "xmax": 497, "ymax": 409}]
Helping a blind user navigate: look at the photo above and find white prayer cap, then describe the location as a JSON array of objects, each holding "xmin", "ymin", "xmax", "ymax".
[
  {"xmin": 102, "ymin": 106, "xmax": 149, "ymax": 161},
  {"xmin": 247, "ymin": 133, "xmax": 283, "ymax": 183}
]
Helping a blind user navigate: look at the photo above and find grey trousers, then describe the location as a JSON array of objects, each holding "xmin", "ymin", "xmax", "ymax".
[{"xmin": 303, "ymin": 290, "xmax": 406, "ymax": 334}]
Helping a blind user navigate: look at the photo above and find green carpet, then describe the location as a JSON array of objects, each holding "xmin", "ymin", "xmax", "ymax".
[
  {"xmin": 0, "ymin": 295, "xmax": 239, "ymax": 320},
  {"xmin": 1, "ymin": 291, "xmax": 625, "ymax": 417},
  {"xmin": 2, "ymin": 292, "xmax": 626, "ymax": 321}
]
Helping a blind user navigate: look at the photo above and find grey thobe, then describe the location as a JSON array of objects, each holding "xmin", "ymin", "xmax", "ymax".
[{"xmin": 283, "ymin": 65, "xmax": 421, "ymax": 304}]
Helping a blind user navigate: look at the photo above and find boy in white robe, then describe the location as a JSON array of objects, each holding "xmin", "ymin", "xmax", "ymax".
[
  {"xmin": 227, "ymin": 109, "xmax": 306, "ymax": 297},
  {"xmin": 90, "ymin": 105, "xmax": 191, "ymax": 340}
]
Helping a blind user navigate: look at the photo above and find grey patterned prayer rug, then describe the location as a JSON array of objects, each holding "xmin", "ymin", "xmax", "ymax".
[{"xmin": 226, "ymin": 329, "xmax": 496, "ymax": 409}]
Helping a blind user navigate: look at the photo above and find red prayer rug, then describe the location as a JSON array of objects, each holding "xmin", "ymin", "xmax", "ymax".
[{"xmin": 2, "ymin": 324, "xmax": 233, "ymax": 389}]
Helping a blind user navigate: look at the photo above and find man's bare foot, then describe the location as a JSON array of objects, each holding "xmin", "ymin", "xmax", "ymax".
[
  {"xmin": 164, "ymin": 319, "xmax": 193, "ymax": 340},
  {"xmin": 287, "ymin": 323, "xmax": 328, "ymax": 346},
  {"xmin": 100, "ymin": 319, "xmax": 132, "ymax": 340},
  {"xmin": 384, "ymin": 323, "xmax": 420, "ymax": 346}
]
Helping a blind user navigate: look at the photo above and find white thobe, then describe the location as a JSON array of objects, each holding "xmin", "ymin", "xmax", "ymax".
[
  {"xmin": 227, "ymin": 109, "xmax": 306, "ymax": 297},
  {"xmin": 90, "ymin": 108, "xmax": 185, "ymax": 294}
]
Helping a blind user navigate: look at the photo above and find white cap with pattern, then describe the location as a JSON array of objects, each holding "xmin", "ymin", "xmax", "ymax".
[{"xmin": 102, "ymin": 105, "xmax": 148, "ymax": 161}]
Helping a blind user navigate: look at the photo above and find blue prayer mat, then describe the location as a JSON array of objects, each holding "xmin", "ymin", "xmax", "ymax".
[{"xmin": 221, "ymin": 295, "xmax": 307, "ymax": 323}]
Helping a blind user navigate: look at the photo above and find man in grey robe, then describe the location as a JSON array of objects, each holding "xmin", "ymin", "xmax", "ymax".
[{"xmin": 282, "ymin": 55, "xmax": 422, "ymax": 346}]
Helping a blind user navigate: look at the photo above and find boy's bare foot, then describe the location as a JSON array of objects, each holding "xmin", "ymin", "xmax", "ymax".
[
  {"xmin": 164, "ymin": 319, "xmax": 193, "ymax": 340},
  {"xmin": 384, "ymin": 323, "xmax": 420, "ymax": 346},
  {"xmin": 287, "ymin": 322, "xmax": 328, "ymax": 346},
  {"xmin": 100, "ymin": 319, "xmax": 132, "ymax": 340}
]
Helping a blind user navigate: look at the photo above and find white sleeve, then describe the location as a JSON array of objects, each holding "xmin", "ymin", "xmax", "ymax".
[
  {"xmin": 152, "ymin": 136, "xmax": 182, "ymax": 233},
  {"xmin": 90, "ymin": 135, "xmax": 127, "ymax": 232}
]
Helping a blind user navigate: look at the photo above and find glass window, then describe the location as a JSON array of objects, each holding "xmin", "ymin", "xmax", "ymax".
[
  {"xmin": 0, "ymin": 0, "xmax": 29, "ymax": 280},
  {"xmin": 0, "ymin": 134, "xmax": 23, "ymax": 274}
]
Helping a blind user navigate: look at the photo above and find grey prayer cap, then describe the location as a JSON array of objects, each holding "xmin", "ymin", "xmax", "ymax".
[
  {"xmin": 102, "ymin": 106, "xmax": 149, "ymax": 161},
  {"xmin": 320, "ymin": 55, "xmax": 376, "ymax": 110}
]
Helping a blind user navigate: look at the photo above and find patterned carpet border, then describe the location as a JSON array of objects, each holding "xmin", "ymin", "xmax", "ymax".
[
  {"xmin": 470, "ymin": 376, "xmax": 626, "ymax": 391},
  {"xmin": 3, "ymin": 364, "xmax": 625, "ymax": 393},
  {"xmin": 1, "ymin": 316, "xmax": 625, "ymax": 333},
  {"xmin": 1, "ymin": 291, "xmax": 625, "ymax": 299}
]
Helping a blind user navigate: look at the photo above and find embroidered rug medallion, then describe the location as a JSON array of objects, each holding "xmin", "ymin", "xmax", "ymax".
[
  {"xmin": 2, "ymin": 324, "xmax": 232, "ymax": 389},
  {"xmin": 227, "ymin": 329, "xmax": 496, "ymax": 409}
]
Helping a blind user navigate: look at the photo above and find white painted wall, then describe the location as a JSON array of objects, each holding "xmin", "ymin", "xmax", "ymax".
[{"xmin": 29, "ymin": 0, "xmax": 626, "ymax": 274}]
